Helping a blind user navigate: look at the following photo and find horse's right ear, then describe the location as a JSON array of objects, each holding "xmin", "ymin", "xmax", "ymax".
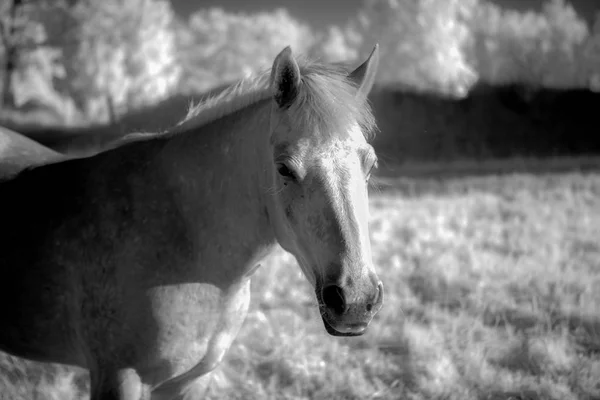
[
  {"xmin": 348, "ymin": 44, "xmax": 379, "ymax": 98},
  {"xmin": 270, "ymin": 46, "xmax": 301, "ymax": 109}
]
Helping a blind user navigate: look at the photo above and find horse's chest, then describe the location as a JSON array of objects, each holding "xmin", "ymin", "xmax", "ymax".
[{"xmin": 146, "ymin": 280, "xmax": 251, "ymax": 386}]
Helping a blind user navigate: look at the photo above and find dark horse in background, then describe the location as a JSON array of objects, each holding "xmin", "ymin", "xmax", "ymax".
[{"xmin": 0, "ymin": 45, "xmax": 384, "ymax": 399}]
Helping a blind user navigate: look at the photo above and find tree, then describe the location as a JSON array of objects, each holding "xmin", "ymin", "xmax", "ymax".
[
  {"xmin": 311, "ymin": 25, "xmax": 359, "ymax": 63},
  {"xmin": 581, "ymin": 11, "xmax": 600, "ymax": 91},
  {"xmin": 526, "ymin": 0, "xmax": 589, "ymax": 88},
  {"xmin": 345, "ymin": 0, "xmax": 479, "ymax": 96},
  {"xmin": 180, "ymin": 8, "xmax": 316, "ymax": 91},
  {"xmin": 0, "ymin": 0, "xmax": 75, "ymax": 120},
  {"xmin": 59, "ymin": 0, "xmax": 181, "ymax": 123},
  {"xmin": 0, "ymin": 0, "xmax": 52, "ymax": 108},
  {"xmin": 0, "ymin": 0, "xmax": 180, "ymax": 124},
  {"xmin": 0, "ymin": 0, "xmax": 23, "ymax": 108},
  {"xmin": 469, "ymin": 0, "xmax": 589, "ymax": 88}
]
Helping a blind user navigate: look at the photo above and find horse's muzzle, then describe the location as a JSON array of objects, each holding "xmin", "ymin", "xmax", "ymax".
[{"xmin": 318, "ymin": 281, "xmax": 384, "ymax": 337}]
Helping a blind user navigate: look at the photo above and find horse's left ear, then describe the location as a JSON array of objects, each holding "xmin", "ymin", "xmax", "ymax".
[
  {"xmin": 270, "ymin": 46, "xmax": 302, "ymax": 109},
  {"xmin": 348, "ymin": 44, "xmax": 379, "ymax": 98}
]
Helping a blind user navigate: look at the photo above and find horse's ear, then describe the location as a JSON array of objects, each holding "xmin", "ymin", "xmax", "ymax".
[
  {"xmin": 270, "ymin": 46, "xmax": 301, "ymax": 109},
  {"xmin": 348, "ymin": 44, "xmax": 379, "ymax": 98}
]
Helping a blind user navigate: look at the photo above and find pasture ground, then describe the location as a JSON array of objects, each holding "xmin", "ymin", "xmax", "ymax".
[{"xmin": 1, "ymin": 159, "xmax": 599, "ymax": 400}]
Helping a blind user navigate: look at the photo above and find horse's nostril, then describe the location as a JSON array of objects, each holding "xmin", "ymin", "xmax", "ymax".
[
  {"xmin": 366, "ymin": 282, "xmax": 383, "ymax": 313},
  {"xmin": 322, "ymin": 285, "xmax": 347, "ymax": 315}
]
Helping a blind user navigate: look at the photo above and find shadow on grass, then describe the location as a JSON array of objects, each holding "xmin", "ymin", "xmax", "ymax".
[
  {"xmin": 480, "ymin": 389, "xmax": 541, "ymax": 400},
  {"xmin": 371, "ymin": 156, "xmax": 600, "ymax": 197},
  {"xmin": 371, "ymin": 328, "xmax": 422, "ymax": 398},
  {"xmin": 375, "ymin": 155, "xmax": 600, "ymax": 180},
  {"xmin": 481, "ymin": 306, "xmax": 600, "ymax": 355},
  {"xmin": 406, "ymin": 268, "xmax": 472, "ymax": 313}
]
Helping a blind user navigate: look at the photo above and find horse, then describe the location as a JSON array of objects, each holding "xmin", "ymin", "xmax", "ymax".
[
  {"xmin": 0, "ymin": 125, "xmax": 78, "ymax": 179},
  {"xmin": 0, "ymin": 45, "xmax": 383, "ymax": 399}
]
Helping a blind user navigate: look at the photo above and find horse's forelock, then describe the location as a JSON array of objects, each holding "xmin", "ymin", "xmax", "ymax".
[{"xmin": 289, "ymin": 63, "xmax": 377, "ymax": 141}]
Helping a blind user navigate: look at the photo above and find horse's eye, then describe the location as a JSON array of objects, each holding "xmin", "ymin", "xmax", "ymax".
[{"xmin": 277, "ymin": 163, "xmax": 296, "ymax": 180}]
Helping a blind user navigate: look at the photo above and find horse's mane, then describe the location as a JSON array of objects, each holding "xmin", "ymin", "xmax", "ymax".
[{"xmin": 111, "ymin": 56, "xmax": 377, "ymax": 148}]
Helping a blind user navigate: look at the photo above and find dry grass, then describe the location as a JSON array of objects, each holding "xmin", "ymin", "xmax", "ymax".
[{"xmin": 1, "ymin": 164, "xmax": 600, "ymax": 399}]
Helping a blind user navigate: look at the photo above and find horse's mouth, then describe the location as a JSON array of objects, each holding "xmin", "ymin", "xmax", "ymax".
[
  {"xmin": 315, "ymin": 286, "xmax": 371, "ymax": 337},
  {"xmin": 320, "ymin": 315, "xmax": 367, "ymax": 337}
]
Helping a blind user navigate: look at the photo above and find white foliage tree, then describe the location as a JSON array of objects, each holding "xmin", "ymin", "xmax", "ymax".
[
  {"xmin": 312, "ymin": 25, "xmax": 359, "ymax": 63},
  {"xmin": 346, "ymin": 0, "xmax": 479, "ymax": 96},
  {"xmin": 12, "ymin": 25, "xmax": 67, "ymax": 111},
  {"xmin": 66, "ymin": 0, "xmax": 181, "ymax": 122},
  {"xmin": 123, "ymin": 0, "xmax": 181, "ymax": 108},
  {"xmin": 581, "ymin": 12, "xmax": 600, "ymax": 91},
  {"xmin": 0, "ymin": 0, "xmax": 80, "ymax": 121},
  {"xmin": 470, "ymin": 0, "xmax": 589, "ymax": 88},
  {"xmin": 181, "ymin": 8, "xmax": 316, "ymax": 91},
  {"xmin": 541, "ymin": 0, "xmax": 589, "ymax": 87}
]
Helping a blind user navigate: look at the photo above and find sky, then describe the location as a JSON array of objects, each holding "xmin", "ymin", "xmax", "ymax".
[{"xmin": 170, "ymin": 0, "xmax": 599, "ymax": 29}]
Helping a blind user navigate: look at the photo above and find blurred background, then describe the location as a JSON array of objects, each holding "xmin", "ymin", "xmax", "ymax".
[
  {"xmin": 1, "ymin": 0, "xmax": 599, "ymax": 166},
  {"xmin": 1, "ymin": 1, "xmax": 600, "ymax": 399}
]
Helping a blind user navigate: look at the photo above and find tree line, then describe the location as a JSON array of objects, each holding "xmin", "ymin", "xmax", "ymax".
[{"xmin": 0, "ymin": 0, "xmax": 598, "ymax": 126}]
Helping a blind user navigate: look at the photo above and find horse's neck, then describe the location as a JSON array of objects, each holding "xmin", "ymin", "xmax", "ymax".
[{"xmin": 159, "ymin": 99, "xmax": 278, "ymax": 277}]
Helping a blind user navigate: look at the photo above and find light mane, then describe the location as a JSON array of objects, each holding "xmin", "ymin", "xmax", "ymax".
[
  {"xmin": 111, "ymin": 56, "xmax": 377, "ymax": 148},
  {"xmin": 172, "ymin": 72, "xmax": 272, "ymax": 136}
]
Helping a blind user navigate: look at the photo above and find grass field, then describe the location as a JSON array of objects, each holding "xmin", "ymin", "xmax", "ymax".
[{"xmin": 1, "ymin": 163, "xmax": 599, "ymax": 400}]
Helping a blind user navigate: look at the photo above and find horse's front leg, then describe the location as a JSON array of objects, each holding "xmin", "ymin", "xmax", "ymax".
[
  {"xmin": 151, "ymin": 374, "xmax": 213, "ymax": 400},
  {"xmin": 150, "ymin": 278, "xmax": 252, "ymax": 400},
  {"xmin": 90, "ymin": 366, "xmax": 150, "ymax": 400}
]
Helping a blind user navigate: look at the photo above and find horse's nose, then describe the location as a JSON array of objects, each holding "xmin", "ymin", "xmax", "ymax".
[
  {"xmin": 322, "ymin": 284, "xmax": 347, "ymax": 315},
  {"xmin": 321, "ymin": 281, "xmax": 383, "ymax": 316}
]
